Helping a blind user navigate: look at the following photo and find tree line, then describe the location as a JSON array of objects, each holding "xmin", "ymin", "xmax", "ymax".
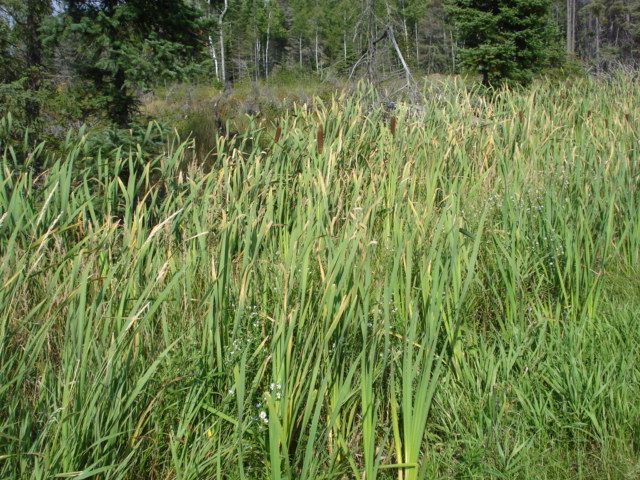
[
  {"xmin": 1, "ymin": 0, "xmax": 639, "ymax": 129},
  {"xmin": 195, "ymin": 0, "xmax": 640, "ymax": 81}
]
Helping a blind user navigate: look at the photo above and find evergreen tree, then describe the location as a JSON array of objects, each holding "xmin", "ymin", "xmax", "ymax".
[
  {"xmin": 55, "ymin": 0, "xmax": 203, "ymax": 126},
  {"xmin": 447, "ymin": 0, "xmax": 558, "ymax": 85},
  {"xmin": 0, "ymin": 0, "xmax": 52, "ymax": 123}
]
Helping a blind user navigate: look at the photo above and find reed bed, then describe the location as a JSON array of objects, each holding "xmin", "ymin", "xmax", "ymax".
[{"xmin": 1, "ymin": 76, "xmax": 639, "ymax": 479}]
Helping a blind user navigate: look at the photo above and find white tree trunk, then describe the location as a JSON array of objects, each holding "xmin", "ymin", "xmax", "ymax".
[
  {"xmin": 343, "ymin": 33, "xmax": 347, "ymax": 63},
  {"xmin": 217, "ymin": 0, "xmax": 229, "ymax": 83},
  {"xmin": 219, "ymin": 29, "xmax": 226, "ymax": 83},
  {"xmin": 403, "ymin": 18, "xmax": 409, "ymax": 48},
  {"xmin": 415, "ymin": 23, "xmax": 419, "ymax": 64},
  {"xmin": 256, "ymin": 38, "xmax": 261, "ymax": 80},
  {"xmin": 208, "ymin": 35, "xmax": 219, "ymax": 81},
  {"xmin": 595, "ymin": 16, "xmax": 600, "ymax": 72},
  {"xmin": 265, "ymin": 11, "xmax": 272, "ymax": 79},
  {"xmin": 566, "ymin": 0, "xmax": 576, "ymax": 55},
  {"xmin": 450, "ymin": 29, "xmax": 456, "ymax": 71},
  {"xmin": 366, "ymin": 0, "xmax": 376, "ymax": 81},
  {"xmin": 388, "ymin": 26, "xmax": 413, "ymax": 89},
  {"xmin": 315, "ymin": 28, "xmax": 320, "ymax": 71}
]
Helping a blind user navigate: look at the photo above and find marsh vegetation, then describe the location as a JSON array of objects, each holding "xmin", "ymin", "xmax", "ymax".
[{"xmin": 1, "ymin": 76, "xmax": 639, "ymax": 478}]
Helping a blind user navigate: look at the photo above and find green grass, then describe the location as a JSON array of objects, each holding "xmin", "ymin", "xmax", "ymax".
[{"xmin": 1, "ymin": 75, "xmax": 639, "ymax": 479}]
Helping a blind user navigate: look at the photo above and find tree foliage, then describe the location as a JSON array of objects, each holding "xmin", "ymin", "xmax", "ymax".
[
  {"xmin": 53, "ymin": 0, "xmax": 203, "ymax": 125},
  {"xmin": 1, "ymin": 0, "xmax": 640, "ymax": 129},
  {"xmin": 447, "ymin": 0, "xmax": 557, "ymax": 85}
]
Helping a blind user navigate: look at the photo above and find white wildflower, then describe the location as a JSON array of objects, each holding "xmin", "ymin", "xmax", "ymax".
[{"xmin": 259, "ymin": 411, "xmax": 268, "ymax": 424}]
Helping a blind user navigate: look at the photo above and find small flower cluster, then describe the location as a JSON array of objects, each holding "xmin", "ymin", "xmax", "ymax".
[
  {"xmin": 532, "ymin": 230, "xmax": 565, "ymax": 267},
  {"xmin": 253, "ymin": 401, "xmax": 269, "ymax": 426},
  {"xmin": 525, "ymin": 203, "xmax": 545, "ymax": 214},
  {"xmin": 370, "ymin": 301, "xmax": 398, "ymax": 319},
  {"xmin": 249, "ymin": 304, "xmax": 261, "ymax": 328},
  {"xmin": 258, "ymin": 410, "xmax": 268, "ymax": 424},
  {"xmin": 228, "ymin": 339, "xmax": 242, "ymax": 356},
  {"xmin": 252, "ymin": 383, "xmax": 282, "ymax": 428},
  {"xmin": 269, "ymin": 382, "xmax": 282, "ymax": 400}
]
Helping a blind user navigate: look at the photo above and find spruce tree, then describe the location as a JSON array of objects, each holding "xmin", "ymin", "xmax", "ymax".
[
  {"xmin": 0, "ymin": 0, "xmax": 52, "ymax": 123},
  {"xmin": 56, "ymin": 0, "xmax": 202, "ymax": 126},
  {"xmin": 447, "ymin": 0, "xmax": 557, "ymax": 86}
]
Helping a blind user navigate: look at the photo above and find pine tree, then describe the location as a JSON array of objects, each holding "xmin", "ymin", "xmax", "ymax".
[{"xmin": 447, "ymin": 0, "xmax": 558, "ymax": 85}]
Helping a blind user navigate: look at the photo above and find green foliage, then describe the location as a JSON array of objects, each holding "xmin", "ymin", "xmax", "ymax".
[
  {"xmin": 0, "ymin": 18, "xmax": 14, "ymax": 82},
  {"xmin": 51, "ymin": 0, "xmax": 204, "ymax": 126},
  {"xmin": 1, "ymin": 76, "xmax": 639, "ymax": 479},
  {"xmin": 447, "ymin": 0, "xmax": 558, "ymax": 85},
  {"xmin": 2, "ymin": 0, "xmax": 640, "ymax": 136},
  {"xmin": 0, "ymin": 80, "xmax": 31, "ymax": 127},
  {"xmin": 0, "ymin": 78, "xmax": 57, "ymax": 139}
]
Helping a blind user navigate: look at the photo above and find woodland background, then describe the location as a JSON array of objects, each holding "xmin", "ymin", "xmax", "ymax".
[{"xmin": 1, "ymin": 0, "xmax": 640, "ymax": 137}]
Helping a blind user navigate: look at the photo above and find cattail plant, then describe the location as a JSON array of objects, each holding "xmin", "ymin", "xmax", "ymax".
[
  {"xmin": 316, "ymin": 124, "xmax": 324, "ymax": 154},
  {"xmin": 0, "ymin": 75, "xmax": 638, "ymax": 480}
]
